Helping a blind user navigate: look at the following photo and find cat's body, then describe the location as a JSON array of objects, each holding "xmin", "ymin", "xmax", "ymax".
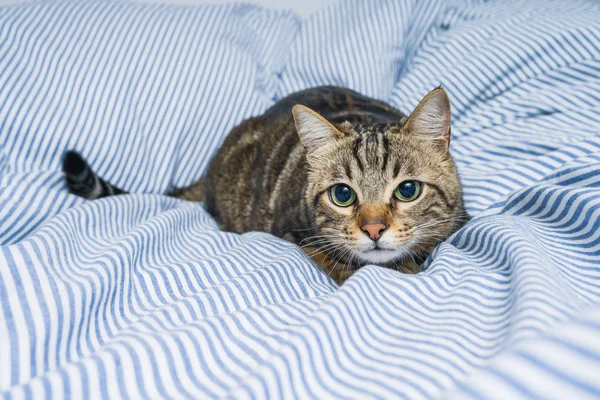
[
  {"xmin": 203, "ymin": 87, "xmax": 408, "ymax": 243},
  {"xmin": 64, "ymin": 86, "xmax": 467, "ymax": 284}
]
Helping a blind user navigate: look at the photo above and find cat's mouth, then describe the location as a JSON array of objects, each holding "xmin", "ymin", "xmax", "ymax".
[
  {"xmin": 357, "ymin": 246, "xmax": 407, "ymax": 265},
  {"xmin": 367, "ymin": 240, "xmax": 398, "ymax": 252},
  {"xmin": 366, "ymin": 246, "xmax": 389, "ymax": 253},
  {"xmin": 371, "ymin": 243, "xmax": 388, "ymax": 250}
]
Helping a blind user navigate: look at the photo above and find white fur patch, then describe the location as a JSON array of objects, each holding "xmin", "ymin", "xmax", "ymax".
[{"xmin": 355, "ymin": 248, "xmax": 410, "ymax": 264}]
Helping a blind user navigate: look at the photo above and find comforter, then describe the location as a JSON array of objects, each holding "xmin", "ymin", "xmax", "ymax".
[{"xmin": 1, "ymin": 0, "xmax": 600, "ymax": 398}]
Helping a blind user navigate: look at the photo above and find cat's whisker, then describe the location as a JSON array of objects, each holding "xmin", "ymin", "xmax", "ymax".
[
  {"xmin": 344, "ymin": 253, "xmax": 353, "ymax": 278},
  {"xmin": 298, "ymin": 234, "xmax": 346, "ymax": 246},
  {"xmin": 418, "ymin": 210, "xmax": 470, "ymax": 226},
  {"xmin": 332, "ymin": 247, "xmax": 352, "ymax": 273},
  {"xmin": 328, "ymin": 246, "xmax": 356, "ymax": 283},
  {"xmin": 299, "ymin": 235, "xmax": 329, "ymax": 244},
  {"xmin": 305, "ymin": 246, "xmax": 345, "ymax": 258},
  {"xmin": 306, "ymin": 246, "xmax": 337, "ymax": 258},
  {"xmin": 416, "ymin": 217, "xmax": 460, "ymax": 229},
  {"xmin": 299, "ymin": 238, "xmax": 344, "ymax": 248},
  {"xmin": 408, "ymin": 213, "xmax": 468, "ymax": 235},
  {"xmin": 421, "ymin": 233, "xmax": 455, "ymax": 242},
  {"xmin": 300, "ymin": 239, "xmax": 333, "ymax": 249},
  {"xmin": 395, "ymin": 257, "xmax": 407, "ymax": 274},
  {"xmin": 416, "ymin": 231, "xmax": 455, "ymax": 241},
  {"xmin": 305, "ymin": 242, "xmax": 347, "ymax": 258},
  {"xmin": 413, "ymin": 221, "xmax": 459, "ymax": 234},
  {"xmin": 305, "ymin": 237, "xmax": 348, "ymax": 247},
  {"xmin": 319, "ymin": 244, "xmax": 350, "ymax": 281},
  {"xmin": 408, "ymin": 241, "xmax": 440, "ymax": 266}
]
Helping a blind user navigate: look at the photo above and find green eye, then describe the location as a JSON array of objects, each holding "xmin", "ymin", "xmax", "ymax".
[
  {"xmin": 394, "ymin": 181, "xmax": 421, "ymax": 202},
  {"xmin": 329, "ymin": 184, "xmax": 356, "ymax": 207}
]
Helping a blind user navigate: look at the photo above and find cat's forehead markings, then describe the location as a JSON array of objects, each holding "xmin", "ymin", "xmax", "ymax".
[
  {"xmin": 352, "ymin": 122, "xmax": 390, "ymax": 134},
  {"xmin": 365, "ymin": 131, "xmax": 379, "ymax": 145},
  {"xmin": 375, "ymin": 123, "xmax": 390, "ymax": 133},
  {"xmin": 381, "ymin": 133, "xmax": 390, "ymax": 171},
  {"xmin": 352, "ymin": 136, "xmax": 364, "ymax": 171},
  {"xmin": 393, "ymin": 161, "xmax": 401, "ymax": 177},
  {"xmin": 343, "ymin": 163, "xmax": 353, "ymax": 180}
]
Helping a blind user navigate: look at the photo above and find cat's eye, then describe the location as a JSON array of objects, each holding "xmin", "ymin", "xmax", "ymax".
[
  {"xmin": 329, "ymin": 184, "xmax": 356, "ymax": 207},
  {"xmin": 394, "ymin": 181, "xmax": 421, "ymax": 202}
]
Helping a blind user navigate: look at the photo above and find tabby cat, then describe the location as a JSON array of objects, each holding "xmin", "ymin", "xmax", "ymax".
[{"xmin": 63, "ymin": 86, "xmax": 467, "ymax": 284}]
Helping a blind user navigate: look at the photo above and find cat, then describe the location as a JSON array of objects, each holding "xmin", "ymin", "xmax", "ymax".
[{"xmin": 63, "ymin": 86, "xmax": 467, "ymax": 284}]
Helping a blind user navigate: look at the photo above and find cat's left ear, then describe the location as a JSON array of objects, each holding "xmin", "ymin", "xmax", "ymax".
[
  {"xmin": 405, "ymin": 88, "xmax": 452, "ymax": 150},
  {"xmin": 292, "ymin": 105, "xmax": 345, "ymax": 156}
]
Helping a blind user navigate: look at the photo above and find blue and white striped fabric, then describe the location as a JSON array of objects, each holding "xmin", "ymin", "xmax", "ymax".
[{"xmin": 1, "ymin": 0, "xmax": 600, "ymax": 398}]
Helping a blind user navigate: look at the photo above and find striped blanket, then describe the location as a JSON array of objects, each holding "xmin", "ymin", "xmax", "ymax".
[{"xmin": 1, "ymin": 0, "xmax": 600, "ymax": 398}]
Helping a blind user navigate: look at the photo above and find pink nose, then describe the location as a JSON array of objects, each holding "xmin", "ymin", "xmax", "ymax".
[{"xmin": 361, "ymin": 223, "xmax": 388, "ymax": 241}]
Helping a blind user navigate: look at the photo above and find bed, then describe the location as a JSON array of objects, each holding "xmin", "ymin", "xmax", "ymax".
[{"xmin": 1, "ymin": 0, "xmax": 599, "ymax": 398}]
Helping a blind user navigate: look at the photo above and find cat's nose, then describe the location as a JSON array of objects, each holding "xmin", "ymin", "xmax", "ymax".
[{"xmin": 361, "ymin": 222, "xmax": 388, "ymax": 241}]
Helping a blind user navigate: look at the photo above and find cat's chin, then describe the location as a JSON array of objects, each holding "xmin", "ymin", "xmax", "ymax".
[{"xmin": 355, "ymin": 248, "xmax": 407, "ymax": 265}]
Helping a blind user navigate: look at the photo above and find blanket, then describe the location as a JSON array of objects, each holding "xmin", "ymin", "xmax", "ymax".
[{"xmin": 1, "ymin": 0, "xmax": 600, "ymax": 398}]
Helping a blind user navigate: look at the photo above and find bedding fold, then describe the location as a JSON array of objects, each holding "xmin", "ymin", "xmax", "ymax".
[{"xmin": 1, "ymin": 0, "xmax": 600, "ymax": 398}]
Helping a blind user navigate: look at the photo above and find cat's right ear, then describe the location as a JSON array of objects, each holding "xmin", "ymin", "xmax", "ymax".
[
  {"xmin": 405, "ymin": 87, "xmax": 452, "ymax": 150},
  {"xmin": 292, "ymin": 105, "xmax": 344, "ymax": 156}
]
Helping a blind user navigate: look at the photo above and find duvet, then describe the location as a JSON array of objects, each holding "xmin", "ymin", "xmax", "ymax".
[{"xmin": 1, "ymin": 0, "xmax": 600, "ymax": 398}]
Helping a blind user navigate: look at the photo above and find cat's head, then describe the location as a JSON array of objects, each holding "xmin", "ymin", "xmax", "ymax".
[{"xmin": 292, "ymin": 88, "xmax": 465, "ymax": 271}]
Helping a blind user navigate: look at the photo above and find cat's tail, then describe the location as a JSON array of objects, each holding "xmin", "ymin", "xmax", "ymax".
[
  {"xmin": 167, "ymin": 181, "xmax": 205, "ymax": 202},
  {"xmin": 62, "ymin": 150, "xmax": 126, "ymax": 199},
  {"xmin": 63, "ymin": 150, "xmax": 205, "ymax": 202}
]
